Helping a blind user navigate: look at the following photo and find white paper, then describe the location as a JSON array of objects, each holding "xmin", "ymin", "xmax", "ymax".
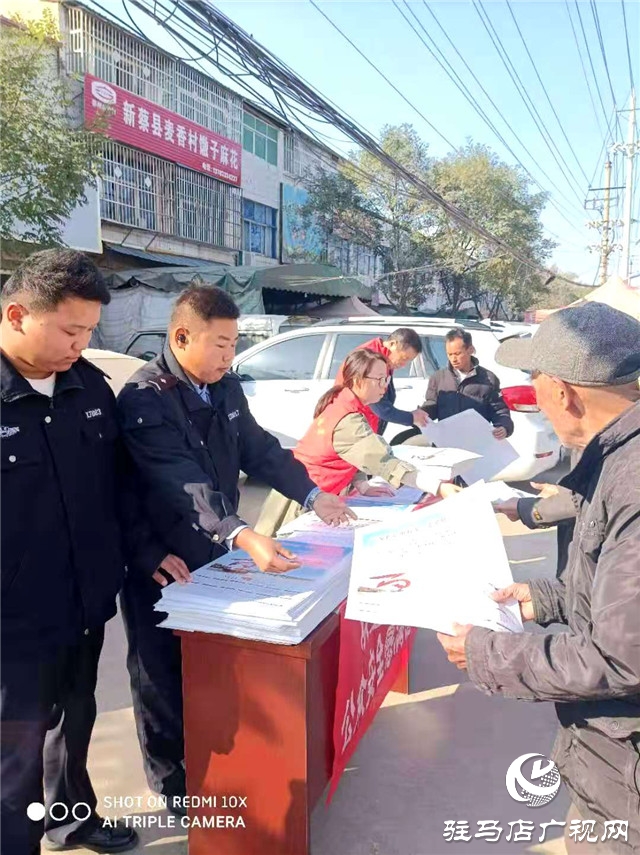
[
  {"xmin": 345, "ymin": 483, "xmax": 523, "ymax": 635},
  {"xmin": 482, "ymin": 481, "xmax": 536, "ymax": 503},
  {"xmin": 278, "ymin": 511, "xmax": 385, "ymax": 546},
  {"xmin": 391, "ymin": 445, "xmax": 480, "ymax": 479},
  {"xmin": 421, "ymin": 409, "xmax": 519, "ymax": 484}
]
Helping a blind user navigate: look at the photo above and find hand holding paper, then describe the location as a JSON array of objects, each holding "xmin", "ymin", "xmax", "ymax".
[{"xmin": 437, "ymin": 624, "xmax": 472, "ymax": 670}]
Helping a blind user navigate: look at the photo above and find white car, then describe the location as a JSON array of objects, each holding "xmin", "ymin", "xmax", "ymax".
[
  {"xmin": 83, "ymin": 349, "xmax": 145, "ymax": 395},
  {"xmin": 232, "ymin": 317, "xmax": 560, "ymax": 482}
]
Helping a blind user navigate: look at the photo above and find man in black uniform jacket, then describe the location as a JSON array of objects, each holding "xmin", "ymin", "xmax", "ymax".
[
  {"xmin": 0, "ymin": 250, "xmax": 174, "ymax": 854},
  {"xmin": 117, "ymin": 284, "xmax": 352, "ymax": 809}
]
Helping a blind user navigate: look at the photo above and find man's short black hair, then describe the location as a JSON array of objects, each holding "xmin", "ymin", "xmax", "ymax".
[
  {"xmin": 1, "ymin": 249, "xmax": 111, "ymax": 312},
  {"xmin": 445, "ymin": 328, "xmax": 473, "ymax": 348},
  {"xmin": 387, "ymin": 327, "xmax": 422, "ymax": 353},
  {"xmin": 171, "ymin": 284, "xmax": 240, "ymax": 325}
]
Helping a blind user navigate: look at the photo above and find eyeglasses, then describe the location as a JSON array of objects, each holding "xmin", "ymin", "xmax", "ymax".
[{"xmin": 365, "ymin": 375, "xmax": 390, "ymax": 387}]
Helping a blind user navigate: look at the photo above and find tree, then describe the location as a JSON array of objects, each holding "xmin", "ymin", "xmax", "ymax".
[
  {"xmin": 525, "ymin": 268, "xmax": 585, "ymax": 310},
  {"xmin": 0, "ymin": 12, "xmax": 103, "ymax": 247},
  {"xmin": 301, "ymin": 129, "xmax": 555, "ymax": 317},
  {"xmin": 302, "ymin": 124, "xmax": 436, "ymax": 312},
  {"xmin": 426, "ymin": 143, "xmax": 556, "ymax": 317}
]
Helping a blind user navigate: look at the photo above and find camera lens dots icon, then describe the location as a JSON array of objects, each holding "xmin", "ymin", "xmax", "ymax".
[{"xmin": 27, "ymin": 802, "xmax": 46, "ymax": 822}]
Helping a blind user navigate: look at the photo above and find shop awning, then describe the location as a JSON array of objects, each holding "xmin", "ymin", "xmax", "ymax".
[
  {"xmin": 102, "ymin": 262, "xmax": 371, "ymax": 302},
  {"xmin": 104, "ymin": 243, "xmax": 213, "ymax": 267},
  {"xmin": 256, "ymin": 263, "xmax": 371, "ymax": 298}
]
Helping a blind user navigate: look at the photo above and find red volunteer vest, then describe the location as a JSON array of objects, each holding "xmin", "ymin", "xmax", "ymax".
[
  {"xmin": 294, "ymin": 388, "xmax": 379, "ymax": 495},
  {"xmin": 335, "ymin": 337, "xmax": 390, "ymax": 434}
]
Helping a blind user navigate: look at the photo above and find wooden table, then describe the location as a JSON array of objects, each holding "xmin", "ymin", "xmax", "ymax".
[{"xmin": 179, "ymin": 614, "xmax": 410, "ymax": 855}]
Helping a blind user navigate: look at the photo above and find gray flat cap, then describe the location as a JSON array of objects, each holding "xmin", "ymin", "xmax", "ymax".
[{"xmin": 496, "ymin": 301, "xmax": 640, "ymax": 386}]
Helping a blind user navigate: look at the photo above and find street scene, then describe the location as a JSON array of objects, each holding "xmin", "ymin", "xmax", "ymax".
[
  {"xmin": 91, "ymin": 470, "xmax": 570, "ymax": 855},
  {"xmin": 1, "ymin": 1, "xmax": 639, "ymax": 855}
]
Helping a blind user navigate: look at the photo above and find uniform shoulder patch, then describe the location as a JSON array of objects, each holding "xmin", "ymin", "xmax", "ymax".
[{"xmin": 140, "ymin": 373, "xmax": 179, "ymax": 393}]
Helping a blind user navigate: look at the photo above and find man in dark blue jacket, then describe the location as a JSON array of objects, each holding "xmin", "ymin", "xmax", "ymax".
[
  {"xmin": 117, "ymin": 284, "xmax": 352, "ymax": 808},
  {"xmin": 0, "ymin": 250, "xmax": 170, "ymax": 854}
]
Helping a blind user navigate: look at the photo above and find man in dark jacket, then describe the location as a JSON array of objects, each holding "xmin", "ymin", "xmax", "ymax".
[
  {"xmin": 117, "ymin": 284, "xmax": 352, "ymax": 807},
  {"xmin": 438, "ymin": 303, "xmax": 640, "ymax": 853},
  {"xmin": 421, "ymin": 328, "xmax": 514, "ymax": 439},
  {"xmin": 336, "ymin": 328, "xmax": 429, "ymax": 436},
  {"xmin": 0, "ymin": 250, "xmax": 166, "ymax": 854}
]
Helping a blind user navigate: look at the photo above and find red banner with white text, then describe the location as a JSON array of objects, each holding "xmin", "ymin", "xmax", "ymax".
[
  {"xmin": 329, "ymin": 606, "xmax": 416, "ymax": 800},
  {"xmin": 84, "ymin": 74, "xmax": 241, "ymax": 186}
]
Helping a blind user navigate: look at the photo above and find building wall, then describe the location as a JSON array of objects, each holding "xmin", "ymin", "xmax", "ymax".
[{"xmin": 6, "ymin": 0, "xmax": 382, "ymax": 286}]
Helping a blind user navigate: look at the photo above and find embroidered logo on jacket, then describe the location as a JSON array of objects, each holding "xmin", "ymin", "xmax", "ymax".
[
  {"xmin": 227, "ymin": 410, "xmax": 240, "ymax": 421},
  {"xmin": 85, "ymin": 408, "xmax": 102, "ymax": 419},
  {"xmin": 0, "ymin": 426, "xmax": 20, "ymax": 438}
]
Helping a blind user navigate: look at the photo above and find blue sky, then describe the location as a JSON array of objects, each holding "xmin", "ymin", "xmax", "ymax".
[{"xmin": 101, "ymin": 0, "xmax": 639, "ymax": 286}]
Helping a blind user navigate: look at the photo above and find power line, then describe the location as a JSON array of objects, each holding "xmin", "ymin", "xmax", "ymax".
[
  {"xmin": 307, "ymin": 0, "xmax": 456, "ymax": 152},
  {"xmin": 505, "ymin": 0, "xmax": 590, "ymax": 186},
  {"xmin": 114, "ymin": 0, "xmax": 588, "ymax": 286},
  {"xmin": 473, "ymin": 0, "xmax": 587, "ymax": 208},
  {"xmin": 620, "ymin": 0, "xmax": 636, "ymax": 94},
  {"xmin": 589, "ymin": 0, "xmax": 619, "ymax": 115},
  {"xmin": 572, "ymin": 0, "xmax": 612, "ymax": 128},
  {"xmin": 563, "ymin": 0, "xmax": 606, "ymax": 136},
  {"xmin": 391, "ymin": 0, "xmax": 589, "ymax": 233},
  {"xmin": 587, "ymin": 107, "xmax": 617, "ymax": 190}
]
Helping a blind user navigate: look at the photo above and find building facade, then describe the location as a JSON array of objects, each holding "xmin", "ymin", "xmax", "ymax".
[{"xmin": 2, "ymin": 0, "xmax": 380, "ymax": 288}]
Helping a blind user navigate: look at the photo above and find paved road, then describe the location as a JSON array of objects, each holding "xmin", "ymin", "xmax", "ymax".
[{"xmin": 88, "ymin": 474, "xmax": 570, "ymax": 855}]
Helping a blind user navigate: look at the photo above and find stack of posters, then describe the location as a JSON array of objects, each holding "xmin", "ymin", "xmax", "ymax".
[{"xmin": 156, "ymin": 540, "xmax": 352, "ymax": 644}]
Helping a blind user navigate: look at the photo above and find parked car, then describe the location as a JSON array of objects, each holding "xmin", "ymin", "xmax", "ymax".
[
  {"xmin": 231, "ymin": 317, "xmax": 560, "ymax": 482},
  {"xmin": 124, "ymin": 314, "xmax": 315, "ymax": 361},
  {"xmin": 83, "ymin": 349, "xmax": 145, "ymax": 396}
]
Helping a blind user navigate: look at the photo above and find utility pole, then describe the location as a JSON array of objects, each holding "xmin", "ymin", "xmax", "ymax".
[
  {"xmin": 585, "ymin": 160, "xmax": 622, "ymax": 283},
  {"xmin": 619, "ymin": 90, "xmax": 636, "ymax": 281},
  {"xmin": 600, "ymin": 160, "xmax": 612, "ymax": 285}
]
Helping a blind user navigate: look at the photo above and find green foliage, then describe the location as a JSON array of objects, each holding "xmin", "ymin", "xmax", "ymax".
[
  {"xmin": 427, "ymin": 142, "xmax": 555, "ymax": 316},
  {"xmin": 0, "ymin": 11, "xmax": 104, "ymax": 246},
  {"xmin": 302, "ymin": 126, "xmax": 557, "ymax": 317}
]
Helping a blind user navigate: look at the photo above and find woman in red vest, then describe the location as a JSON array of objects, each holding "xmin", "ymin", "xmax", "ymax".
[{"xmin": 256, "ymin": 349, "xmax": 460, "ymax": 536}]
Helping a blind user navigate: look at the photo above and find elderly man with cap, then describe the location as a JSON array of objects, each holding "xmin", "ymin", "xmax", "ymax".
[{"xmin": 437, "ymin": 302, "xmax": 640, "ymax": 853}]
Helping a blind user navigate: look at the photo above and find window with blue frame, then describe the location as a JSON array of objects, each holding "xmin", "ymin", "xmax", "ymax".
[{"xmin": 243, "ymin": 199, "xmax": 277, "ymax": 258}]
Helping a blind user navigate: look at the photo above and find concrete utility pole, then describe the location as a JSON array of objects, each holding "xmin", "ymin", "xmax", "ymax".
[
  {"xmin": 585, "ymin": 160, "xmax": 622, "ymax": 282},
  {"xmin": 600, "ymin": 160, "xmax": 612, "ymax": 285},
  {"xmin": 619, "ymin": 91, "xmax": 637, "ymax": 281}
]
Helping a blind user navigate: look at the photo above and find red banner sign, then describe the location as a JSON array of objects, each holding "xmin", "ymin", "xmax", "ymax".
[
  {"xmin": 84, "ymin": 74, "xmax": 242, "ymax": 186},
  {"xmin": 329, "ymin": 607, "xmax": 416, "ymax": 800}
]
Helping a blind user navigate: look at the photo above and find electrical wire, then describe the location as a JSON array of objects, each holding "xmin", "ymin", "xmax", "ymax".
[
  {"xmin": 589, "ymin": 0, "xmax": 619, "ymax": 116},
  {"xmin": 473, "ymin": 0, "xmax": 587, "ymax": 208},
  {"xmin": 115, "ymin": 0, "xmax": 588, "ymax": 286},
  {"xmin": 505, "ymin": 0, "xmax": 590, "ymax": 186},
  {"xmin": 563, "ymin": 0, "xmax": 606, "ymax": 137},
  {"xmin": 307, "ymin": 0, "xmax": 456, "ymax": 152},
  {"xmin": 572, "ymin": 0, "xmax": 612, "ymax": 128},
  {"xmin": 392, "ymin": 0, "xmax": 588, "ymax": 233},
  {"xmin": 620, "ymin": 0, "xmax": 636, "ymax": 94}
]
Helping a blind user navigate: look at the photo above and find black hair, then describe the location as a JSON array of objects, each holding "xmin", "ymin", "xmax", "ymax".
[
  {"xmin": 445, "ymin": 328, "xmax": 473, "ymax": 348},
  {"xmin": 1, "ymin": 249, "xmax": 111, "ymax": 312},
  {"xmin": 386, "ymin": 327, "xmax": 422, "ymax": 353},
  {"xmin": 171, "ymin": 284, "xmax": 240, "ymax": 325}
]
